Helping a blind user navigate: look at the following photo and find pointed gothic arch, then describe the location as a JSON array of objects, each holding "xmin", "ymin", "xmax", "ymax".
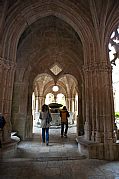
[{"xmin": 1, "ymin": 0, "xmax": 119, "ymax": 160}]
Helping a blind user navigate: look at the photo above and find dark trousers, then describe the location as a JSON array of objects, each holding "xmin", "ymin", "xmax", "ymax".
[
  {"xmin": 42, "ymin": 128, "xmax": 49, "ymax": 143},
  {"xmin": 61, "ymin": 122, "xmax": 68, "ymax": 136}
]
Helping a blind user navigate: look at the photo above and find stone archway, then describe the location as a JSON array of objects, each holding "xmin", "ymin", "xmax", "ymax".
[
  {"xmin": 32, "ymin": 73, "xmax": 80, "ymax": 134},
  {"xmin": 11, "ymin": 15, "xmax": 83, "ymax": 140},
  {"xmin": 0, "ymin": 0, "xmax": 118, "ymax": 160},
  {"xmin": 0, "ymin": 1, "xmax": 94, "ymax": 143}
]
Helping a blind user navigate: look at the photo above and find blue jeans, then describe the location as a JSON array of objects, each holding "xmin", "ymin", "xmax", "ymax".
[{"xmin": 42, "ymin": 128, "xmax": 49, "ymax": 143}]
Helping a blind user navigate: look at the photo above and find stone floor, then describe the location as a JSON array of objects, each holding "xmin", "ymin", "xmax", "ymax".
[{"xmin": 0, "ymin": 125, "xmax": 119, "ymax": 179}]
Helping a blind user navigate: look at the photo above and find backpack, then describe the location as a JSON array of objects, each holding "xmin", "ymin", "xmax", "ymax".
[{"xmin": 60, "ymin": 110, "xmax": 69, "ymax": 123}]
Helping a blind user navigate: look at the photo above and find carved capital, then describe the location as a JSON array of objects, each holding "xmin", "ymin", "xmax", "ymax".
[
  {"xmin": 83, "ymin": 62, "xmax": 112, "ymax": 73},
  {"xmin": 0, "ymin": 56, "xmax": 16, "ymax": 70}
]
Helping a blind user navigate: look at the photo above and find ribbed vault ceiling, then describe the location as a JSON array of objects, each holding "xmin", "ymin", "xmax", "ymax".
[
  {"xmin": 16, "ymin": 15, "xmax": 83, "ymax": 98},
  {"xmin": 33, "ymin": 73, "xmax": 78, "ymax": 97}
]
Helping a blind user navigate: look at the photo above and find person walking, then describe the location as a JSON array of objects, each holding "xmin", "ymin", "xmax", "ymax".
[
  {"xmin": 40, "ymin": 104, "xmax": 52, "ymax": 146},
  {"xmin": 60, "ymin": 106, "xmax": 70, "ymax": 138}
]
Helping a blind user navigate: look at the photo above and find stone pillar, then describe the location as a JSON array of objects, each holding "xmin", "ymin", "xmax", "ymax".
[
  {"xmin": 65, "ymin": 97, "xmax": 69, "ymax": 110},
  {"xmin": 73, "ymin": 97, "xmax": 76, "ymax": 112},
  {"xmin": 0, "ymin": 1, "xmax": 8, "ymax": 40},
  {"xmin": 38, "ymin": 96, "xmax": 43, "ymax": 111},
  {"xmin": 25, "ymin": 87, "xmax": 33, "ymax": 139},
  {"xmin": 66, "ymin": 97, "xmax": 71, "ymax": 112},
  {"xmin": 0, "ymin": 58, "xmax": 15, "ymax": 142},
  {"xmin": 11, "ymin": 80, "xmax": 28, "ymax": 140},
  {"xmin": 70, "ymin": 98, "xmax": 73, "ymax": 112},
  {"xmin": 69, "ymin": 98, "xmax": 72, "ymax": 112},
  {"xmin": 83, "ymin": 63, "xmax": 115, "ymax": 143},
  {"xmin": 35, "ymin": 96, "xmax": 38, "ymax": 112},
  {"xmin": 77, "ymin": 94, "xmax": 84, "ymax": 136},
  {"xmin": 72, "ymin": 97, "xmax": 75, "ymax": 112},
  {"xmin": 11, "ymin": 66, "xmax": 30, "ymax": 140},
  {"xmin": 83, "ymin": 66, "xmax": 92, "ymax": 140},
  {"xmin": 94, "ymin": 68, "xmax": 104, "ymax": 143},
  {"xmin": 38, "ymin": 95, "xmax": 45, "ymax": 111},
  {"xmin": 102, "ymin": 67, "xmax": 115, "ymax": 144}
]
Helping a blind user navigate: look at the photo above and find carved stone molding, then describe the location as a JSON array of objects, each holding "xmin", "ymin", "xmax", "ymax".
[
  {"xmin": 83, "ymin": 62, "xmax": 112, "ymax": 73},
  {"xmin": 0, "ymin": 57, "xmax": 16, "ymax": 70}
]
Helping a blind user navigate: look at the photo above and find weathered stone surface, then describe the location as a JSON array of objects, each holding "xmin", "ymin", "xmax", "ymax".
[{"xmin": 0, "ymin": 0, "xmax": 119, "ymax": 160}]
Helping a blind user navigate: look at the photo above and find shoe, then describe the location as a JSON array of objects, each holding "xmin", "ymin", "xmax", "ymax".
[
  {"xmin": 46, "ymin": 142, "xmax": 49, "ymax": 146},
  {"xmin": 64, "ymin": 134, "xmax": 67, "ymax": 138},
  {"xmin": 61, "ymin": 135, "xmax": 63, "ymax": 138}
]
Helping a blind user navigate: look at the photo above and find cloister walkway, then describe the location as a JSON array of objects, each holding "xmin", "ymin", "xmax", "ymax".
[{"xmin": 0, "ymin": 125, "xmax": 119, "ymax": 179}]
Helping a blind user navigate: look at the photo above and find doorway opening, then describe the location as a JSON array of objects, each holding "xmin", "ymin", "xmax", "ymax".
[{"xmin": 32, "ymin": 73, "xmax": 78, "ymax": 135}]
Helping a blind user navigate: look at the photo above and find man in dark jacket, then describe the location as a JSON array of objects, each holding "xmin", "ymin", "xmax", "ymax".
[{"xmin": 60, "ymin": 106, "xmax": 70, "ymax": 138}]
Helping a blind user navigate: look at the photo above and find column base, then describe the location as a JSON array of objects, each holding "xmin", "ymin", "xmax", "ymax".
[{"xmin": 0, "ymin": 139, "xmax": 18, "ymax": 159}]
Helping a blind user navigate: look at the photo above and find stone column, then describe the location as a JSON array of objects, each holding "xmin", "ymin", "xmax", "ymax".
[
  {"xmin": 72, "ymin": 97, "xmax": 75, "ymax": 112},
  {"xmin": 65, "ymin": 97, "xmax": 69, "ymax": 110},
  {"xmin": 35, "ymin": 96, "xmax": 39, "ymax": 112},
  {"xmin": 83, "ymin": 65, "xmax": 92, "ymax": 140},
  {"xmin": 94, "ymin": 68, "xmax": 104, "ymax": 142},
  {"xmin": 25, "ymin": 87, "xmax": 33, "ymax": 139},
  {"xmin": 77, "ymin": 94, "xmax": 84, "ymax": 136},
  {"xmin": 11, "ymin": 66, "xmax": 30, "ymax": 140},
  {"xmin": 73, "ymin": 97, "xmax": 76, "ymax": 112},
  {"xmin": 83, "ymin": 63, "xmax": 114, "ymax": 143},
  {"xmin": 0, "ymin": 58, "xmax": 15, "ymax": 142},
  {"xmin": 66, "ymin": 97, "xmax": 71, "ymax": 111},
  {"xmin": 70, "ymin": 98, "xmax": 73, "ymax": 112},
  {"xmin": 0, "ymin": 1, "xmax": 8, "ymax": 39},
  {"xmin": 69, "ymin": 98, "xmax": 72, "ymax": 112},
  {"xmin": 38, "ymin": 96, "xmax": 43, "ymax": 111},
  {"xmin": 102, "ymin": 66, "xmax": 115, "ymax": 143}
]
